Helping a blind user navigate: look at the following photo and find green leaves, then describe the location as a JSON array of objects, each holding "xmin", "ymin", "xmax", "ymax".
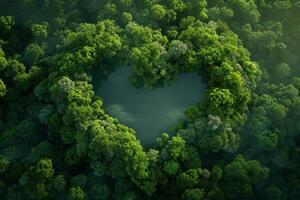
[
  {"xmin": 0, "ymin": 79, "xmax": 6, "ymax": 97},
  {"xmin": 130, "ymin": 41, "xmax": 172, "ymax": 88},
  {"xmin": 0, "ymin": 16, "xmax": 15, "ymax": 39},
  {"xmin": 31, "ymin": 23, "xmax": 48, "ymax": 41},
  {"xmin": 151, "ymin": 4, "xmax": 167, "ymax": 20},
  {"xmin": 208, "ymin": 0, "xmax": 260, "ymax": 25},
  {"xmin": 23, "ymin": 43, "xmax": 44, "ymax": 65},
  {"xmin": 167, "ymin": 40, "xmax": 188, "ymax": 60},
  {"xmin": 68, "ymin": 186, "xmax": 86, "ymax": 200},
  {"xmin": 2, "ymin": 0, "xmax": 299, "ymax": 199},
  {"xmin": 208, "ymin": 88, "xmax": 234, "ymax": 116},
  {"xmin": 0, "ymin": 158, "xmax": 10, "ymax": 175},
  {"xmin": 182, "ymin": 188, "xmax": 205, "ymax": 200},
  {"xmin": 177, "ymin": 168, "xmax": 201, "ymax": 190},
  {"xmin": 164, "ymin": 160, "xmax": 180, "ymax": 175},
  {"xmin": 30, "ymin": 159, "xmax": 54, "ymax": 181},
  {"xmin": 222, "ymin": 155, "xmax": 269, "ymax": 199},
  {"xmin": 89, "ymin": 184, "xmax": 111, "ymax": 200},
  {"xmin": 62, "ymin": 20, "xmax": 122, "ymax": 56}
]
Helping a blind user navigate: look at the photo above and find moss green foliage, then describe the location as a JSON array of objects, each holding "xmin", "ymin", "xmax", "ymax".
[{"xmin": 0, "ymin": 0, "xmax": 300, "ymax": 199}]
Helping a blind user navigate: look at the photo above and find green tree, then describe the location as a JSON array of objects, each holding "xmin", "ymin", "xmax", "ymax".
[
  {"xmin": 30, "ymin": 159, "xmax": 54, "ymax": 181},
  {"xmin": 23, "ymin": 43, "xmax": 44, "ymax": 65},
  {"xmin": 31, "ymin": 23, "xmax": 48, "ymax": 40},
  {"xmin": 177, "ymin": 168, "xmax": 201, "ymax": 190},
  {"xmin": 0, "ymin": 79, "xmax": 7, "ymax": 97},
  {"xmin": 182, "ymin": 188, "xmax": 205, "ymax": 200},
  {"xmin": 89, "ymin": 184, "xmax": 111, "ymax": 200},
  {"xmin": 0, "ymin": 158, "xmax": 10, "ymax": 175},
  {"xmin": 68, "ymin": 187, "xmax": 86, "ymax": 200},
  {"xmin": 0, "ymin": 16, "xmax": 15, "ymax": 39},
  {"xmin": 222, "ymin": 155, "xmax": 269, "ymax": 199}
]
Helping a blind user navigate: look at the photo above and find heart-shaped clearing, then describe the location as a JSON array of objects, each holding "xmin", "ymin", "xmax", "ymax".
[{"xmin": 94, "ymin": 66, "xmax": 207, "ymax": 145}]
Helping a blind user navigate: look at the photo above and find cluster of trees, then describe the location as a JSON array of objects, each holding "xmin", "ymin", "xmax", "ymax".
[{"xmin": 1, "ymin": 0, "xmax": 300, "ymax": 199}]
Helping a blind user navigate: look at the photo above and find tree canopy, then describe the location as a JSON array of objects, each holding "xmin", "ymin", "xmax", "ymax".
[{"xmin": 1, "ymin": 0, "xmax": 300, "ymax": 199}]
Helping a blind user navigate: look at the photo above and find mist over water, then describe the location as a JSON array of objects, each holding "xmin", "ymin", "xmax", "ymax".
[{"xmin": 94, "ymin": 66, "xmax": 206, "ymax": 144}]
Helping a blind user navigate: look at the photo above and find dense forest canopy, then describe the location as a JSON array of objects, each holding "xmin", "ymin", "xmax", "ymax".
[{"xmin": 0, "ymin": 0, "xmax": 300, "ymax": 199}]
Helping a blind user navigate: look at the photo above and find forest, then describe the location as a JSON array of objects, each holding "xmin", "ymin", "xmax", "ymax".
[{"xmin": 0, "ymin": 0, "xmax": 300, "ymax": 199}]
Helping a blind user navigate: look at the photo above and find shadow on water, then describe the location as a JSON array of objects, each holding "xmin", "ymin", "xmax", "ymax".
[{"xmin": 93, "ymin": 66, "xmax": 207, "ymax": 145}]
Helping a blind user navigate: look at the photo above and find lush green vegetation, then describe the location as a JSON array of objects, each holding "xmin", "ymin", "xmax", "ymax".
[{"xmin": 0, "ymin": 0, "xmax": 300, "ymax": 199}]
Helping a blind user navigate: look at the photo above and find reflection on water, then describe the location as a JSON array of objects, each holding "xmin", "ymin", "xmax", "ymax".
[{"xmin": 94, "ymin": 66, "xmax": 206, "ymax": 145}]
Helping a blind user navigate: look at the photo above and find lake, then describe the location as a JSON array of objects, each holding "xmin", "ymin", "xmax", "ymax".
[{"xmin": 93, "ymin": 66, "xmax": 206, "ymax": 145}]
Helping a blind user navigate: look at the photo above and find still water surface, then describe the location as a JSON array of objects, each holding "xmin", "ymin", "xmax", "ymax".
[{"xmin": 94, "ymin": 66, "xmax": 206, "ymax": 144}]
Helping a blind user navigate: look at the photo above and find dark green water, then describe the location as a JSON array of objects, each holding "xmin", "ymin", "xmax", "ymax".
[{"xmin": 94, "ymin": 66, "xmax": 206, "ymax": 144}]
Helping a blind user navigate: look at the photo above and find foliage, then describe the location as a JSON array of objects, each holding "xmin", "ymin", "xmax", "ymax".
[{"xmin": 0, "ymin": 0, "xmax": 300, "ymax": 199}]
